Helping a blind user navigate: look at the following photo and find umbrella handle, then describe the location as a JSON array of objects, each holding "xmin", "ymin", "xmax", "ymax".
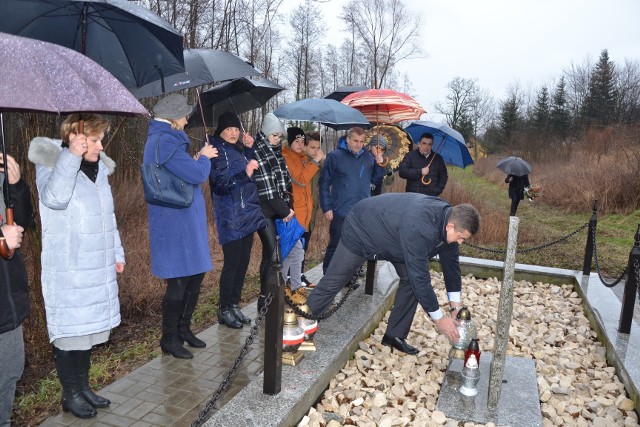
[
  {"xmin": 421, "ymin": 176, "xmax": 432, "ymax": 186},
  {"xmin": 0, "ymin": 207, "xmax": 15, "ymax": 259}
]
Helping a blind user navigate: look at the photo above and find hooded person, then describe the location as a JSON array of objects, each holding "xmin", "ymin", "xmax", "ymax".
[
  {"xmin": 143, "ymin": 93, "xmax": 218, "ymax": 360},
  {"xmin": 207, "ymin": 111, "xmax": 265, "ymax": 328},
  {"xmin": 253, "ymin": 115, "xmax": 302, "ymax": 306},
  {"xmin": 28, "ymin": 113, "xmax": 124, "ymax": 418}
]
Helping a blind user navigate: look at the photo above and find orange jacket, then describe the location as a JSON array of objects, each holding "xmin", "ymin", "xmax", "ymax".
[{"xmin": 282, "ymin": 147, "xmax": 320, "ymax": 230}]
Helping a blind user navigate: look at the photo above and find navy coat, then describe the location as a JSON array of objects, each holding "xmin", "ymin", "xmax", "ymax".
[{"xmin": 208, "ymin": 136, "xmax": 265, "ymax": 246}]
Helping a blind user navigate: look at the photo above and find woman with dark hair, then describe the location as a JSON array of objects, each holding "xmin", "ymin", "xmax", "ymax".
[
  {"xmin": 208, "ymin": 111, "xmax": 265, "ymax": 328},
  {"xmin": 143, "ymin": 94, "xmax": 218, "ymax": 360},
  {"xmin": 28, "ymin": 113, "xmax": 123, "ymax": 419}
]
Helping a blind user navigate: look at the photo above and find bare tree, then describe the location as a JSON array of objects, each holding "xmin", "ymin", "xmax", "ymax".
[
  {"xmin": 340, "ymin": 0, "xmax": 421, "ymax": 88},
  {"xmin": 563, "ymin": 55, "xmax": 594, "ymax": 124}
]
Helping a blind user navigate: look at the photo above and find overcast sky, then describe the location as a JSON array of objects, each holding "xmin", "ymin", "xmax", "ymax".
[{"xmin": 311, "ymin": 0, "xmax": 640, "ymax": 122}]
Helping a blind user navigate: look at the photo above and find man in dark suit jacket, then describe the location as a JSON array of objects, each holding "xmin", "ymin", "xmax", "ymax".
[{"xmin": 306, "ymin": 193, "xmax": 480, "ymax": 355}]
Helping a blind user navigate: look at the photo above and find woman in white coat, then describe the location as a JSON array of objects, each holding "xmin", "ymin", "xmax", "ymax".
[{"xmin": 28, "ymin": 114, "xmax": 125, "ymax": 419}]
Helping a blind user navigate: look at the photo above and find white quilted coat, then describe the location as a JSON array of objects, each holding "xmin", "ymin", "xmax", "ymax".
[{"xmin": 28, "ymin": 137, "xmax": 125, "ymax": 342}]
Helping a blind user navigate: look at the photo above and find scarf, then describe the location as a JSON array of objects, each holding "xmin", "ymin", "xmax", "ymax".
[{"xmin": 254, "ymin": 132, "xmax": 291, "ymax": 201}]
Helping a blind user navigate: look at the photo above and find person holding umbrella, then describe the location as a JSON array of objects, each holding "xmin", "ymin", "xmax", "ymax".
[
  {"xmin": 505, "ymin": 173, "xmax": 530, "ymax": 216},
  {"xmin": 399, "ymin": 132, "xmax": 448, "ymax": 197},
  {"xmin": 208, "ymin": 111, "xmax": 265, "ymax": 328},
  {"xmin": 28, "ymin": 114, "xmax": 124, "ymax": 419},
  {"xmin": 144, "ymin": 94, "xmax": 218, "ymax": 360},
  {"xmin": 0, "ymin": 154, "xmax": 32, "ymax": 426}
]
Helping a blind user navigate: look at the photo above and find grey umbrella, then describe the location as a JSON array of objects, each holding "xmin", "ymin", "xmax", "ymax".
[
  {"xmin": 324, "ymin": 85, "xmax": 369, "ymax": 102},
  {"xmin": 496, "ymin": 156, "xmax": 532, "ymax": 177},
  {"xmin": 0, "ymin": 0, "xmax": 186, "ymax": 89},
  {"xmin": 189, "ymin": 77, "xmax": 285, "ymax": 128},
  {"xmin": 0, "ymin": 33, "xmax": 148, "ymax": 258},
  {"xmin": 274, "ymin": 98, "xmax": 370, "ymax": 130},
  {"xmin": 130, "ymin": 49, "xmax": 262, "ymax": 99}
]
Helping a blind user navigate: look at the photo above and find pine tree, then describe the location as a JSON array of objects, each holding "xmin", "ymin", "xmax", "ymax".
[
  {"xmin": 533, "ymin": 87, "xmax": 551, "ymax": 136},
  {"xmin": 550, "ymin": 76, "xmax": 571, "ymax": 139},
  {"xmin": 583, "ymin": 49, "xmax": 616, "ymax": 126}
]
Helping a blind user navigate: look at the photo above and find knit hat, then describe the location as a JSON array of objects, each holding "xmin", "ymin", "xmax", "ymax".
[
  {"xmin": 287, "ymin": 127, "xmax": 305, "ymax": 144},
  {"xmin": 369, "ymin": 134, "xmax": 388, "ymax": 149},
  {"xmin": 215, "ymin": 111, "xmax": 242, "ymax": 136},
  {"xmin": 152, "ymin": 93, "xmax": 194, "ymax": 120},
  {"xmin": 261, "ymin": 113, "xmax": 285, "ymax": 136}
]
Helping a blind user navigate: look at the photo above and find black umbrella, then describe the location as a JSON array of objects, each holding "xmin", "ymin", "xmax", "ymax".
[
  {"xmin": 0, "ymin": 33, "xmax": 148, "ymax": 258},
  {"xmin": 324, "ymin": 85, "xmax": 369, "ymax": 102},
  {"xmin": 130, "ymin": 49, "xmax": 262, "ymax": 99},
  {"xmin": 189, "ymin": 77, "xmax": 285, "ymax": 128},
  {"xmin": 496, "ymin": 156, "xmax": 532, "ymax": 177},
  {"xmin": 0, "ymin": 0, "xmax": 186, "ymax": 89}
]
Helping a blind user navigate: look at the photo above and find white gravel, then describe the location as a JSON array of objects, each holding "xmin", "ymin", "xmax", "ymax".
[{"xmin": 298, "ymin": 272, "xmax": 639, "ymax": 426}]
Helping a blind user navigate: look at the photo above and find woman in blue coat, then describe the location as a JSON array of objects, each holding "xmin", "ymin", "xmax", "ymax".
[
  {"xmin": 144, "ymin": 94, "xmax": 218, "ymax": 360},
  {"xmin": 208, "ymin": 112, "xmax": 265, "ymax": 329}
]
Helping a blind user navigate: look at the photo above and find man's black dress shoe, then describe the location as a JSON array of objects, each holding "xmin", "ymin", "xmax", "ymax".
[{"xmin": 381, "ymin": 334, "xmax": 419, "ymax": 355}]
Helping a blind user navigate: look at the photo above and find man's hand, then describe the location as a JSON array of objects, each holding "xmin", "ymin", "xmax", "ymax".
[
  {"xmin": 0, "ymin": 154, "xmax": 21, "ymax": 184},
  {"xmin": 246, "ymin": 159, "xmax": 259, "ymax": 177},
  {"xmin": 434, "ymin": 316, "xmax": 460, "ymax": 343},
  {"xmin": 324, "ymin": 210, "xmax": 333, "ymax": 221},
  {"xmin": 421, "ymin": 165, "xmax": 430, "ymax": 176},
  {"xmin": 242, "ymin": 133, "xmax": 254, "ymax": 148}
]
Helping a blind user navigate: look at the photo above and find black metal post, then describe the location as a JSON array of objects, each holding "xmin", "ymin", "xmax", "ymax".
[
  {"xmin": 365, "ymin": 260, "xmax": 376, "ymax": 296},
  {"xmin": 582, "ymin": 200, "xmax": 598, "ymax": 276},
  {"xmin": 618, "ymin": 225, "xmax": 640, "ymax": 334},
  {"xmin": 263, "ymin": 238, "xmax": 283, "ymax": 395}
]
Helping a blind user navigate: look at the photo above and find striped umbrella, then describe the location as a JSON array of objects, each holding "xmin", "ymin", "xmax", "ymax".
[{"xmin": 341, "ymin": 89, "xmax": 425, "ymax": 124}]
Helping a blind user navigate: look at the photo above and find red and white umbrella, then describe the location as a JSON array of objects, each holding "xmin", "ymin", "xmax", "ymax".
[{"xmin": 341, "ymin": 88, "xmax": 425, "ymax": 124}]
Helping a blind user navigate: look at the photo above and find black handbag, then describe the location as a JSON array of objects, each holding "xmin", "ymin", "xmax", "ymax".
[{"xmin": 141, "ymin": 136, "xmax": 194, "ymax": 208}]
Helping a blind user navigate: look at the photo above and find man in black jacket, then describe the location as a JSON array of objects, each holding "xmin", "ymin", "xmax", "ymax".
[
  {"xmin": 0, "ymin": 154, "xmax": 32, "ymax": 425},
  {"xmin": 306, "ymin": 193, "xmax": 479, "ymax": 354},
  {"xmin": 399, "ymin": 132, "xmax": 448, "ymax": 196}
]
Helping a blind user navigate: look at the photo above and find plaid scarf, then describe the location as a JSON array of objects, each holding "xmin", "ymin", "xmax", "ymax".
[{"xmin": 254, "ymin": 132, "xmax": 292, "ymax": 201}]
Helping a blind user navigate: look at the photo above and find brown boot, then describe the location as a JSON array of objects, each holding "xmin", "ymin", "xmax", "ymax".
[{"xmin": 285, "ymin": 286, "xmax": 307, "ymax": 305}]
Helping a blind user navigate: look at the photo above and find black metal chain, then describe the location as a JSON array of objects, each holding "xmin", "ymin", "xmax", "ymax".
[
  {"xmin": 591, "ymin": 222, "xmax": 627, "ymax": 288},
  {"xmin": 463, "ymin": 222, "xmax": 589, "ymax": 255},
  {"xmin": 191, "ymin": 292, "xmax": 274, "ymax": 427},
  {"xmin": 284, "ymin": 284, "xmax": 357, "ymax": 320}
]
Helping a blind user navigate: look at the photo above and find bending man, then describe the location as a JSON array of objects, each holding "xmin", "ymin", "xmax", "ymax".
[{"xmin": 306, "ymin": 193, "xmax": 480, "ymax": 354}]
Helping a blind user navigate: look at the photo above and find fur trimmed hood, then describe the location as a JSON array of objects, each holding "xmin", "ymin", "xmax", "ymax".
[{"xmin": 28, "ymin": 137, "xmax": 116, "ymax": 175}]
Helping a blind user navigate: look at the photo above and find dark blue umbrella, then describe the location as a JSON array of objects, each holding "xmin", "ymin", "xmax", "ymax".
[
  {"xmin": 274, "ymin": 98, "xmax": 370, "ymax": 130},
  {"xmin": 404, "ymin": 121, "xmax": 474, "ymax": 168},
  {"xmin": 0, "ymin": 0, "xmax": 186, "ymax": 89}
]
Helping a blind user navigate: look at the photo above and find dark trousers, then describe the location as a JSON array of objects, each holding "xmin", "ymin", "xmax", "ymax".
[
  {"xmin": 219, "ymin": 234, "xmax": 254, "ymax": 307},
  {"xmin": 308, "ymin": 241, "xmax": 419, "ymax": 341},
  {"xmin": 510, "ymin": 196, "xmax": 521, "ymax": 216},
  {"xmin": 322, "ymin": 216, "xmax": 345, "ymax": 274},
  {"xmin": 257, "ymin": 217, "xmax": 277, "ymax": 294}
]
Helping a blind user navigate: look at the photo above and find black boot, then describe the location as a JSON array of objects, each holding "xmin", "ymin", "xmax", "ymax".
[
  {"xmin": 179, "ymin": 288, "xmax": 206, "ymax": 348},
  {"xmin": 77, "ymin": 350, "xmax": 110, "ymax": 408},
  {"xmin": 52, "ymin": 347, "xmax": 97, "ymax": 419},
  {"xmin": 229, "ymin": 304, "xmax": 251, "ymax": 324},
  {"xmin": 217, "ymin": 306, "xmax": 242, "ymax": 329},
  {"xmin": 160, "ymin": 299, "xmax": 193, "ymax": 359}
]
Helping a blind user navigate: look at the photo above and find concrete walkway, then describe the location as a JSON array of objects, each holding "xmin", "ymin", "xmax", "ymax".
[{"xmin": 40, "ymin": 258, "xmax": 640, "ymax": 426}]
